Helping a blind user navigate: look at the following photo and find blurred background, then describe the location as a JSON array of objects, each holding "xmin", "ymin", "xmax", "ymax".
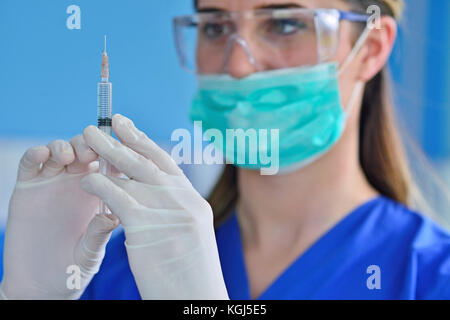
[{"xmin": 0, "ymin": 0, "xmax": 449, "ymax": 230}]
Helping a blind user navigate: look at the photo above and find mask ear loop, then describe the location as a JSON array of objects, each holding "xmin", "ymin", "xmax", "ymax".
[
  {"xmin": 344, "ymin": 81, "xmax": 365, "ymax": 117},
  {"xmin": 338, "ymin": 26, "xmax": 372, "ymax": 76},
  {"xmin": 338, "ymin": 26, "xmax": 371, "ymax": 117}
]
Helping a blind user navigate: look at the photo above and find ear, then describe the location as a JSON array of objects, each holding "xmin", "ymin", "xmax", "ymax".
[{"xmin": 357, "ymin": 16, "xmax": 397, "ymax": 82}]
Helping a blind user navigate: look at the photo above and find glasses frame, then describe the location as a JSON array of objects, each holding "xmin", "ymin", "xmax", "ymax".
[{"xmin": 173, "ymin": 8, "xmax": 370, "ymax": 73}]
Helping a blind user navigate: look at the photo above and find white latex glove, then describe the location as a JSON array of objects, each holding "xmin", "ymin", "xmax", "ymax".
[
  {"xmin": 0, "ymin": 136, "xmax": 120, "ymax": 300},
  {"xmin": 80, "ymin": 114, "xmax": 229, "ymax": 300}
]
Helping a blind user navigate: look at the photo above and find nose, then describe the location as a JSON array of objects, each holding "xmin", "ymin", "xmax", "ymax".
[{"xmin": 223, "ymin": 35, "xmax": 258, "ymax": 79}]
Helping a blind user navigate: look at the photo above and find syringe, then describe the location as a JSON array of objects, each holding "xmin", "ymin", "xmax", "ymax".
[{"xmin": 98, "ymin": 35, "xmax": 112, "ymax": 214}]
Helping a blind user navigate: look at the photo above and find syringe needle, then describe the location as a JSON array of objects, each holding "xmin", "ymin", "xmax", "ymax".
[{"xmin": 101, "ymin": 36, "xmax": 109, "ymax": 80}]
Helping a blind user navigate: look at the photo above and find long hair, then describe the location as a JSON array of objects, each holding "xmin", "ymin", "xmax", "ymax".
[{"xmin": 194, "ymin": 0, "xmax": 418, "ymax": 228}]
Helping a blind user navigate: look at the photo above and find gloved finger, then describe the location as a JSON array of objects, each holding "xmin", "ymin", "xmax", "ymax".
[
  {"xmin": 83, "ymin": 125, "xmax": 160, "ymax": 183},
  {"xmin": 104, "ymin": 175, "xmax": 203, "ymax": 223},
  {"xmin": 112, "ymin": 114, "xmax": 182, "ymax": 176},
  {"xmin": 67, "ymin": 134, "xmax": 99, "ymax": 174},
  {"xmin": 68, "ymin": 133, "xmax": 122, "ymax": 177},
  {"xmin": 70, "ymin": 134, "xmax": 98, "ymax": 163},
  {"xmin": 81, "ymin": 173, "xmax": 140, "ymax": 223},
  {"xmin": 107, "ymin": 174, "xmax": 192, "ymax": 203},
  {"xmin": 17, "ymin": 146, "xmax": 50, "ymax": 182},
  {"xmin": 110, "ymin": 164, "xmax": 123, "ymax": 178},
  {"xmin": 74, "ymin": 213, "xmax": 120, "ymax": 275},
  {"xmin": 40, "ymin": 140, "xmax": 76, "ymax": 178}
]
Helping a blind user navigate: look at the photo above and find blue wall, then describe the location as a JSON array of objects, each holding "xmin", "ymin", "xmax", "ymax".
[
  {"xmin": 422, "ymin": 0, "xmax": 450, "ymax": 158},
  {"xmin": 388, "ymin": 0, "xmax": 450, "ymax": 161},
  {"xmin": 0, "ymin": 0, "xmax": 196, "ymax": 141}
]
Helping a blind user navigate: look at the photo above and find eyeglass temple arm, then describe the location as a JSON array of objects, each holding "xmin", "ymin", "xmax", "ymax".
[{"xmin": 338, "ymin": 10, "xmax": 370, "ymax": 23}]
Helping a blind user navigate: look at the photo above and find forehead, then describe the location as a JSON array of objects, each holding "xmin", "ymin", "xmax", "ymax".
[{"xmin": 197, "ymin": 0, "xmax": 350, "ymax": 11}]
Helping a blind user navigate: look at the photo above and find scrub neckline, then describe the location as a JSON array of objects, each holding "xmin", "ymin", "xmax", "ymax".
[{"xmin": 223, "ymin": 195, "xmax": 384, "ymax": 300}]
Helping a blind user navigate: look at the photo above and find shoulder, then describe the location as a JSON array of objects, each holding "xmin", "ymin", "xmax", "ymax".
[
  {"xmin": 369, "ymin": 197, "xmax": 450, "ymax": 299},
  {"xmin": 372, "ymin": 196, "xmax": 450, "ymax": 247}
]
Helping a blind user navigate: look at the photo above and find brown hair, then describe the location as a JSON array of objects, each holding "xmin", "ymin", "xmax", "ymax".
[{"xmin": 194, "ymin": 0, "xmax": 411, "ymax": 228}]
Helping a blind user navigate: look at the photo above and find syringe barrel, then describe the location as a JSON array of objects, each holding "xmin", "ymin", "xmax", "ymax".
[
  {"xmin": 97, "ymin": 81, "xmax": 112, "ymax": 127},
  {"xmin": 97, "ymin": 81, "xmax": 113, "ymax": 215}
]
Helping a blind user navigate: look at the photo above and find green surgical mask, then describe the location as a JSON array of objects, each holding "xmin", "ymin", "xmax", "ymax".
[{"xmin": 189, "ymin": 29, "xmax": 368, "ymax": 175}]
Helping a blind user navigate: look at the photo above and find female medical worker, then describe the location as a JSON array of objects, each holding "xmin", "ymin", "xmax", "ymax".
[{"xmin": 1, "ymin": 0, "xmax": 450, "ymax": 300}]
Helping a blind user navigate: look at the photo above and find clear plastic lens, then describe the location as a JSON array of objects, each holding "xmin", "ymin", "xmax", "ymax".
[
  {"xmin": 173, "ymin": 9, "xmax": 341, "ymax": 74},
  {"xmin": 315, "ymin": 9, "xmax": 340, "ymax": 63}
]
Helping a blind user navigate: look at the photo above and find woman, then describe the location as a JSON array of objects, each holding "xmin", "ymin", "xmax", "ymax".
[{"xmin": 1, "ymin": 0, "xmax": 449, "ymax": 300}]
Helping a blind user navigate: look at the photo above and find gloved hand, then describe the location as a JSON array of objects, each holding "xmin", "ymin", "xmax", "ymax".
[
  {"xmin": 80, "ymin": 114, "xmax": 229, "ymax": 300},
  {"xmin": 0, "ymin": 135, "xmax": 119, "ymax": 300}
]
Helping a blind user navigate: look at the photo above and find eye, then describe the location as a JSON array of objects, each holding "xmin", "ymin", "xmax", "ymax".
[
  {"xmin": 267, "ymin": 18, "xmax": 307, "ymax": 35},
  {"xmin": 202, "ymin": 22, "xmax": 232, "ymax": 40}
]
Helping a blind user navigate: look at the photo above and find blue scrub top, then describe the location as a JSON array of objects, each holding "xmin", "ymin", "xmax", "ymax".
[{"xmin": 1, "ymin": 196, "xmax": 450, "ymax": 299}]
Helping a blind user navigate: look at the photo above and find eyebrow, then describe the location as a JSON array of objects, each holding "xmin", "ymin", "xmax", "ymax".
[
  {"xmin": 197, "ymin": 7, "xmax": 225, "ymax": 13},
  {"xmin": 197, "ymin": 2, "xmax": 304, "ymax": 13},
  {"xmin": 256, "ymin": 3, "xmax": 305, "ymax": 10}
]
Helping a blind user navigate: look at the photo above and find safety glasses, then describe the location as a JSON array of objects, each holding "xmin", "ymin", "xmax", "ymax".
[{"xmin": 173, "ymin": 8, "xmax": 369, "ymax": 75}]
